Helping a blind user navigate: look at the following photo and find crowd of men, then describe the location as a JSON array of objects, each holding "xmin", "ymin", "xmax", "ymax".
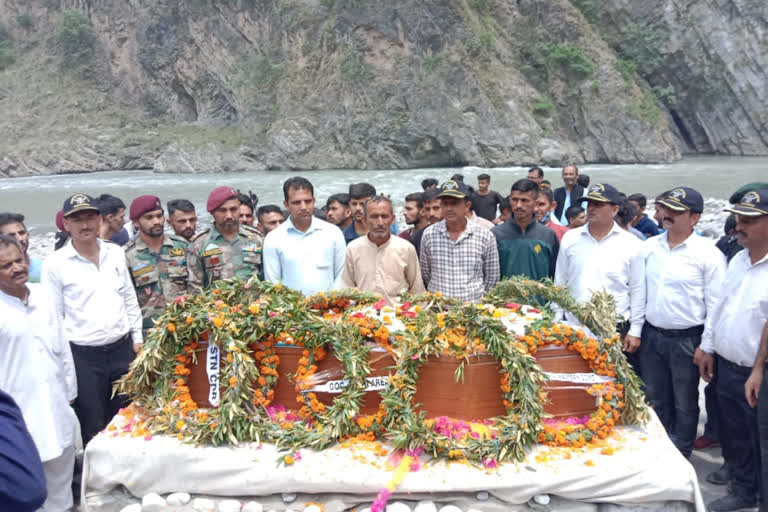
[{"xmin": 0, "ymin": 168, "xmax": 767, "ymax": 512}]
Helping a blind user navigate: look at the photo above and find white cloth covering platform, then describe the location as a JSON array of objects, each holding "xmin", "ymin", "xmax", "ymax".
[{"xmin": 83, "ymin": 409, "xmax": 704, "ymax": 512}]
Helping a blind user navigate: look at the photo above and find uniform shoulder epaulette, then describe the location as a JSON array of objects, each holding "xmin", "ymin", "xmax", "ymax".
[
  {"xmin": 240, "ymin": 224, "xmax": 262, "ymax": 237},
  {"xmin": 168, "ymin": 233, "xmax": 190, "ymax": 246},
  {"xmin": 190, "ymin": 228, "xmax": 211, "ymax": 243},
  {"xmin": 123, "ymin": 238, "xmax": 138, "ymax": 251}
]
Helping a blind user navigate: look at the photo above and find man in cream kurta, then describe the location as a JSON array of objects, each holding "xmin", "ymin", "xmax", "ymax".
[
  {"xmin": 341, "ymin": 196, "xmax": 425, "ymax": 304},
  {"xmin": 0, "ymin": 235, "xmax": 78, "ymax": 511}
]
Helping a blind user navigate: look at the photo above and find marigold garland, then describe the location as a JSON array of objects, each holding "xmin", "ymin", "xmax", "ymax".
[
  {"xmin": 379, "ymin": 303, "xmax": 547, "ymax": 465},
  {"xmin": 116, "ymin": 276, "xmax": 647, "ymax": 461}
]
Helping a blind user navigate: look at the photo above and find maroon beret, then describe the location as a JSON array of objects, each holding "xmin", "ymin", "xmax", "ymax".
[
  {"xmin": 207, "ymin": 186, "xmax": 238, "ymax": 213},
  {"xmin": 55, "ymin": 210, "xmax": 65, "ymax": 231},
  {"xmin": 130, "ymin": 195, "xmax": 163, "ymax": 221}
]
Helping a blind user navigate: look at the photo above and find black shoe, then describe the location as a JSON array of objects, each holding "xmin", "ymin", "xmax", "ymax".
[
  {"xmin": 708, "ymin": 493, "xmax": 757, "ymax": 511},
  {"xmin": 706, "ymin": 464, "xmax": 731, "ymax": 486}
]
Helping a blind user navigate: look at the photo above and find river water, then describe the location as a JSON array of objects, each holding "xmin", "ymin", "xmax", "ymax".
[{"xmin": 1, "ymin": 155, "xmax": 766, "ymax": 258}]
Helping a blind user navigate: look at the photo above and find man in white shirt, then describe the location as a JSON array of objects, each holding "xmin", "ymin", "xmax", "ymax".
[
  {"xmin": 42, "ymin": 193, "xmax": 143, "ymax": 445},
  {"xmin": 554, "ymin": 183, "xmax": 646, "ymax": 371},
  {"xmin": 263, "ymin": 177, "xmax": 346, "ymax": 296},
  {"xmin": 341, "ymin": 196, "xmax": 425, "ymax": 305},
  {"xmin": 640, "ymin": 187, "xmax": 726, "ymax": 459},
  {"xmin": 694, "ymin": 189, "xmax": 768, "ymax": 512},
  {"xmin": 0, "ymin": 235, "xmax": 79, "ymax": 511}
]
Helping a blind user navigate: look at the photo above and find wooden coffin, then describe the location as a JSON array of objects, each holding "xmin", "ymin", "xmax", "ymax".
[
  {"xmin": 272, "ymin": 346, "xmax": 395, "ymax": 415},
  {"xmin": 410, "ymin": 344, "xmax": 597, "ymax": 419},
  {"xmin": 188, "ymin": 342, "xmax": 598, "ymax": 419}
]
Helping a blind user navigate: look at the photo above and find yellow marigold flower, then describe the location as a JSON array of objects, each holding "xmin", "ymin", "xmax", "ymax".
[
  {"xmin": 228, "ymin": 376, "xmax": 237, "ymax": 388},
  {"xmin": 212, "ymin": 316, "xmax": 224, "ymax": 328},
  {"xmin": 166, "ymin": 322, "xmax": 176, "ymax": 333},
  {"xmin": 248, "ymin": 303, "xmax": 260, "ymax": 314},
  {"xmin": 284, "ymin": 455, "xmax": 295, "ymax": 465},
  {"xmin": 176, "ymin": 420, "xmax": 185, "ymax": 430}
]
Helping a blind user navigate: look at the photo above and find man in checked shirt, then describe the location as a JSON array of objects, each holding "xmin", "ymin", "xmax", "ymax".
[{"xmin": 419, "ymin": 180, "xmax": 500, "ymax": 302}]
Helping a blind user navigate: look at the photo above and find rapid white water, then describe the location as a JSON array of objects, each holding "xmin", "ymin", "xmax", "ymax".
[{"xmin": 2, "ymin": 155, "xmax": 765, "ymax": 257}]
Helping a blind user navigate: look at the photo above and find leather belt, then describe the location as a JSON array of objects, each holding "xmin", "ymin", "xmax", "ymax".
[{"xmin": 646, "ymin": 322, "xmax": 704, "ymax": 339}]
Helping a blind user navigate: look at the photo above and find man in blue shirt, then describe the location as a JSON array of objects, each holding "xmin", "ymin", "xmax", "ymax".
[
  {"xmin": 628, "ymin": 193, "xmax": 660, "ymax": 238},
  {"xmin": 0, "ymin": 213, "xmax": 43, "ymax": 283},
  {"xmin": 0, "ymin": 390, "xmax": 47, "ymax": 511},
  {"xmin": 343, "ymin": 183, "xmax": 398, "ymax": 244},
  {"xmin": 263, "ymin": 177, "xmax": 346, "ymax": 296},
  {"xmin": 343, "ymin": 183, "xmax": 377, "ymax": 245}
]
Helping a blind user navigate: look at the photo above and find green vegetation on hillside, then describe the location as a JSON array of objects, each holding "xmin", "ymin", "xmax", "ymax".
[
  {"xmin": 235, "ymin": 55, "xmax": 285, "ymax": 94},
  {"xmin": 533, "ymin": 97, "xmax": 555, "ymax": 115},
  {"xmin": 57, "ymin": 9, "xmax": 94, "ymax": 76},
  {"xmin": 16, "ymin": 14, "xmax": 34, "ymax": 30},
  {"xmin": 629, "ymin": 92, "xmax": 662, "ymax": 125},
  {"xmin": 570, "ymin": 0, "xmax": 601, "ymax": 24},
  {"xmin": 0, "ymin": 27, "xmax": 15, "ymax": 71}
]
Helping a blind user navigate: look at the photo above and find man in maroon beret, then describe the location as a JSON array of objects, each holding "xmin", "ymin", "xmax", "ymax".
[
  {"xmin": 124, "ymin": 195, "xmax": 190, "ymax": 330},
  {"xmin": 186, "ymin": 186, "xmax": 263, "ymax": 289}
]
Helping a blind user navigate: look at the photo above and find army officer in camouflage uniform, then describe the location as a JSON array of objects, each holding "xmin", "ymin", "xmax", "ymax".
[
  {"xmin": 187, "ymin": 186, "xmax": 264, "ymax": 290},
  {"xmin": 125, "ymin": 195, "xmax": 190, "ymax": 330}
]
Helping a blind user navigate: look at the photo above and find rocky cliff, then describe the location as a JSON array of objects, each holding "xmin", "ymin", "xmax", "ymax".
[{"xmin": 0, "ymin": 0, "xmax": 764, "ymax": 176}]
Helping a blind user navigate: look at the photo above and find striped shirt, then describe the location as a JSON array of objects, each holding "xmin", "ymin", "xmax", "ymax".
[{"xmin": 419, "ymin": 220, "xmax": 500, "ymax": 302}]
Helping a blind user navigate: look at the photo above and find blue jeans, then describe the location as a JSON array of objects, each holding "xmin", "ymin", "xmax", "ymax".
[
  {"xmin": 639, "ymin": 323, "xmax": 701, "ymax": 458},
  {"xmin": 717, "ymin": 355, "xmax": 760, "ymax": 498}
]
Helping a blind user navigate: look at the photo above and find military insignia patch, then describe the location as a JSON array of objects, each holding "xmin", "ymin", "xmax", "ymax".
[
  {"xmin": 132, "ymin": 263, "xmax": 155, "ymax": 277},
  {"xmin": 169, "ymin": 248, "xmax": 185, "ymax": 257}
]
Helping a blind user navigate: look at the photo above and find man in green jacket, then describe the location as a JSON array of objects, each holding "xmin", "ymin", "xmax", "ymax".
[{"xmin": 492, "ymin": 179, "xmax": 559, "ymax": 280}]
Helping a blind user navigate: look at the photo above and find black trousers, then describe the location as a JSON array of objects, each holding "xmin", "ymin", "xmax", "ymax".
[
  {"xmin": 703, "ymin": 358, "xmax": 721, "ymax": 441},
  {"xmin": 639, "ymin": 323, "xmax": 703, "ymax": 458},
  {"xmin": 758, "ymin": 368, "xmax": 768, "ymax": 510},
  {"xmin": 716, "ymin": 355, "xmax": 761, "ymax": 498},
  {"xmin": 70, "ymin": 334, "xmax": 135, "ymax": 445}
]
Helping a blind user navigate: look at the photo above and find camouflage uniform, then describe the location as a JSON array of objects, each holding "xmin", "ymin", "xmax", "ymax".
[
  {"xmin": 125, "ymin": 234, "xmax": 190, "ymax": 330},
  {"xmin": 186, "ymin": 223, "xmax": 264, "ymax": 290}
]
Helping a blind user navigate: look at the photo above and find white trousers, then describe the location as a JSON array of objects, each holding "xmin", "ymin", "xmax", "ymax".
[{"xmin": 41, "ymin": 444, "xmax": 75, "ymax": 512}]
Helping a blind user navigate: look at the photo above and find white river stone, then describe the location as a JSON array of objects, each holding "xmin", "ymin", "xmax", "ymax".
[
  {"xmin": 167, "ymin": 492, "xmax": 192, "ymax": 506},
  {"xmin": 192, "ymin": 497, "xmax": 217, "ymax": 511},
  {"xmin": 387, "ymin": 502, "xmax": 412, "ymax": 512},
  {"xmin": 218, "ymin": 499, "xmax": 242, "ymax": 512},
  {"xmin": 415, "ymin": 501, "xmax": 438, "ymax": 512},
  {"xmin": 141, "ymin": 493, "xmax": 166, "ymax": 511}
]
